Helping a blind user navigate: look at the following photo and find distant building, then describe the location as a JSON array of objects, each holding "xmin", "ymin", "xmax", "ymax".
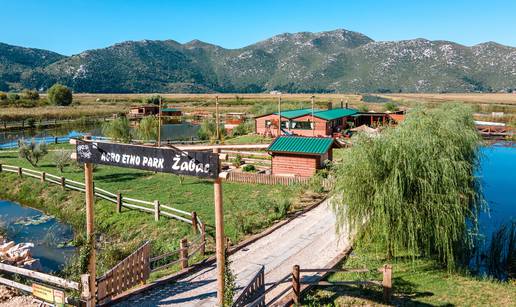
[
  {"xmin": 255, "ymin": 108, "xmax": 358, "ymax": 138},
  {"xmin": 128, "ymin": 105, "xmax": 159, "ymax": 118},
  {"xmin": 267, "ymin": 136, "xmax": 339, "ymax": 177},
  {"xmin": 161, "ymin": 107, "xmax": 182, "ymax": 117},
  {"xmin": 224, "ymin": 112, "xmax": 247, "ymax": 133}
]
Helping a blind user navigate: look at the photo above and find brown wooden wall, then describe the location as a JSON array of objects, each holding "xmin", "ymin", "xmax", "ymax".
[{"xmin": 272, "ymin": 154, "xmax": 319, "ymax": 177}]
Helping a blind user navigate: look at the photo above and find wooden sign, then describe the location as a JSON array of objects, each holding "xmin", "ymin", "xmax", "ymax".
[
  {"xmin": 75, "ymin": 140, "xmax": 220, "ymax": 178},
  {"xmin": 32, "ymin": 283, "xmax": 65, "ymax": 306}
]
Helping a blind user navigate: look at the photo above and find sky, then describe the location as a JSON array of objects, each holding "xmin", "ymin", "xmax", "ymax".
[{"xmin": 1, "ymin": 0, "xmax": 515, "ymax": 55}]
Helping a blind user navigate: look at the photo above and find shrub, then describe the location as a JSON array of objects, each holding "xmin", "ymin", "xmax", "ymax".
[
  {"xmin": 0, "ymin": 92, "xmax": 6, "ymax": 101},
  {"xmin": 102, "ymin": 116, "xmax": 132, "ymax": 143},
  {"xmin": 135, "ymin": 116, "xmax": 158, "ymax": 142},
  {"xmin": 233, "ymin": 154, "xmax": 243, "ymax": 167},
  {"xmin": 242, "ymin": 164, "xmax": 256, "ymax": 172},
  {"xmin": 143, "ymin": 95, "xmax": 162, "ymax": 105},
  {"xmin": 18, "ymin": 140, "xmax": 48, "ymax": 166},
  {"xmin": 22, "ymin": 89, "xmax": 39, "ymax": 100},
  {"xmin": 53, "ymin": 149, "xmax": 72, "ymax": 173},
  {"xmin": 384, "ymin": 102, "xmax": 399, "ymax": 112},
  {"xmin": 48, "ymin": 84, "xmax": 73, "ymax": 106},
  {"xmin": 7, "ymin": 93, "xmax": 20, "ymax": 102},
  {"xmin": 197, "ymin": 118, "xmax": 226, "ymax": 142},
  {"xmin": 231, "ymin": 120, "xmax": 254, "ymax": 136}
]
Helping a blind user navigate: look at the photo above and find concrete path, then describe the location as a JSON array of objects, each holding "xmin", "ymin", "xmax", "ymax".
[{"xmin": 114, "ymin": 199, "xmax": 350, "ymax": 306}]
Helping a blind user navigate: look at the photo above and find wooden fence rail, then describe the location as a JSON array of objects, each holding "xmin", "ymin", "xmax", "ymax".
[{"xmin": 96, "ymin": 241, "xmax": 151, "ymax": 305}]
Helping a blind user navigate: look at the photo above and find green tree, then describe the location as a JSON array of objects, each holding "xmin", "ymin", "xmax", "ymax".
[
  {"xmin": 53, "ymin": 149, "xmax": 72, "ymax": 173},
  {"xmin": 7, "ymin": 93, "xmax": 20, "ymax": 103},
  {"xmin": 197, "ymin": 118, "xmax": 226, "ymax": 142},
  {"xmin": 0, "ymin": 92, "xmax": 7, "ymax": 101},
  {"xmin": 332, "ymin": 104, "xmax": 483, "ymax": 270},
  {"xmin": 18, "ymin": 140, "xmax": 48, "ymax": 166},
  {"xmin": 22, "ymin": 89, "xmax": 40, "ymax": 100},
  {"xmin": 102, "ymin": 116, "xmax": 132, "ymax": 143},
  {"xmin": 384, "ymin": 102, "xmax": 399, "ymax": 112},
  {"xmin": 48, "ymin": 84, "xmax": 73, "ymax": 106},
  {"xmin": 143, "ymin": 95, "xmax": 162, "ymax": 105},
  {"xmin": 135, "ymin": 116, "xmax": 158, "ymax": 142}
]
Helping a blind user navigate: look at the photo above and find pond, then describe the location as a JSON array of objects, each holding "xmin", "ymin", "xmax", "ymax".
[
  {"xmin": 0, "ymin": 122, "xmax": 200, "ymax": 148},
  {"xmin": 0, "ymin": 200, "xmax": 75, "ymax": 273}
]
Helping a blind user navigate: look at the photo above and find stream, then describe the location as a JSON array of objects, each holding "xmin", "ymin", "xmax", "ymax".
[{"xmin": 0, "ymin": 200, "xmax": 75, "ymax": 273}]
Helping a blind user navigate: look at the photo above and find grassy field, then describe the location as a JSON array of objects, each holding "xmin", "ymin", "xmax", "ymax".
[
  {"xmin": 0, "ymin": 143, "xmax": 322, "ymax": 278},
  {"xmin": 304, "ymin": 244, "xmax": 516, "ymax": 306}
]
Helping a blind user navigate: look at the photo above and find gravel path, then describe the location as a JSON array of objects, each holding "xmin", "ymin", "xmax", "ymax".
[{"xmin": 115, "ymin": 199, "xmax": 350, "ymax": 306}]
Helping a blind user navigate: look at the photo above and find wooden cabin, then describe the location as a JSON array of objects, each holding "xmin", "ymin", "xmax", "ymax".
[
  {"xmin": 128, "ymin": 105, "xmax": 159, "ymax": 118},
  {"xmin": 255, "ymin": 108, "xmax": 358, "ymax": 138},
  {"xmin": 161, "ymin": 107, "xmax": 182, "ymax": 117},
  {"xmin": 267, "ymin": 136, "xmax": 339, "ymax": 177}
]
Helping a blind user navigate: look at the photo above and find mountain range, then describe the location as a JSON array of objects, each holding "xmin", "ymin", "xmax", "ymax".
[{"xmin": 1, "ymin": 29, "xmax": 515, "ymax": 93}]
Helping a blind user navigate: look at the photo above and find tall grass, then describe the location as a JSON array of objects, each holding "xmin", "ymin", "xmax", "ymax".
[{"xmin": 332, "ymin": 104, "xmax": 484, "ymax": 269}]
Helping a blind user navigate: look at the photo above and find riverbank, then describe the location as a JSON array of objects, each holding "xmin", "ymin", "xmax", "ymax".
[{"xmin": 304, "ymin": 243, "xmax": 516, "ymax": 306}]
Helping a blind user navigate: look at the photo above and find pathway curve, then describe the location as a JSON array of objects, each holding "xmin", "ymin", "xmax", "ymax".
[{"xmin": 114, "ymin": 199, "xmax": 350, "ymax": 306}]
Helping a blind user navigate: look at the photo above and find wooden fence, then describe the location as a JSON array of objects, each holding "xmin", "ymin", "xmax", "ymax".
[
  {"xmin": 96, "ymin": 241, "xmax": 151, "ymax": 305},
  {"xmin": 226, "ymin": 172, "xmax": 311, "ymax": 186},
  {"xmin": 233, "ymin": 265, "xmax": 265, "ymax": 307},
  {"xmin": 0, "ymin": 262, "xmax": 81, "ymax": 305},
  {"xmin": 0, "ymin": 164, "xmax": 202, "ymax": 227}
]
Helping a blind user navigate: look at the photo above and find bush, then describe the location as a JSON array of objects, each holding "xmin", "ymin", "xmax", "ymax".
[
  {"xmin": 18, "ymin": 140, "xmax": 48, "ymax": 166},
  {"xmin": 242, "ymin": 164, "xmax": 256, "ymax": 172},
  {"xmin": 53, "ymin": 149, "xmax": 72, "ymax": 173},
  {"xmin": 135, "ymin": 116, "xmax": 158, "ymax": 142},
  {"xmin": 0, "ymin": 92, "xmax": 6, "ymax": 101},
  {"xmin": 197, "ymin": 118, "xmax": 226, "ymax": 142},
  {"xmin": 48, "ymin": 84, "xmax": 73, "ymax": 106},
  {"xmin": 102, "ymin": 116, "xmax": 132, "ymax": 143},
  {"xmin": 231, "ymin": 121, "xmax": 254, "ymax": 136},
  {"xmin": 22, "ymin": 89, "xmax": 39, "ymax": 100},
  {"xmin": 143, "ymin": 95, "xmax": 162, "ymax": 105},
  {"xmin": 7, "ymin": 93, "xmax": 20, "ymax": 102},
  {"xmin": 384, "ymin": 102, "xmax": 399, "ymax": 112}
]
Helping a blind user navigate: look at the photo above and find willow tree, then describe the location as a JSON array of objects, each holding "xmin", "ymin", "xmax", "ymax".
[
  {"xmin": 332, "ymin": 104, "xmax": 483, "ymax": 269},
  {"xmin": 135, "ymin": 116, "xmax": 158, "ymax": 142}
]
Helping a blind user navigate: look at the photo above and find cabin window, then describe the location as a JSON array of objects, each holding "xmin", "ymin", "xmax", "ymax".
[
  {"xmin": 292, "ymin": 121, "xmax": 312, "ymax": 130},
  {"xmin": 265, "ymin": 120, "xmax": 271, "ymax": 127}
]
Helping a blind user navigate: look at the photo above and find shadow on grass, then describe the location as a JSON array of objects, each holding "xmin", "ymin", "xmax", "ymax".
[
  {"xmin": 94, "ymin": 172, "xmax": 149, "ymax": 183},
  {"xmin": 305, "ymin": 276, "xmax": 444, "ymax": 306}
]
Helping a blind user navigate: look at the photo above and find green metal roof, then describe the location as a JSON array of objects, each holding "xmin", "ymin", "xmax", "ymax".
[
  {"xmin": 268, "ymin": 136, "xmax": 334, "ymax": 155},
  {"xmin": 274, "ymin": 108, "xmax": 315, "ymax": 119},
  {"xmin": 161, "ymin": 108, "xmax": 181, "ymax": 112},
  {"xmin": 313, "ymin": 108, "xmax": 358, "ymax": 120}
]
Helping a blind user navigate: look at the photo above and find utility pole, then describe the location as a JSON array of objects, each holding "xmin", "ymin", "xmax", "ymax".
[
  {"xmin": 213, "ymin": 148, "xmax": 225, "ymax": 306},
  {"xmin": 83, "ymin": 135, "xmax": 96, "ymax": 306},
  {"xmin": 157, "ymin": 96, "xmax": 162, "ymax": 147},
  {"xmin": 311, "ymin": 95, "xmax": 315, "ymax": 136},
  {"xmin": 215, "ymin": 96, "xmax": 220, "ymax": 142},
  {"xmin": 277, "ymin": 95, "xmax": 282, "ymax": 136}
]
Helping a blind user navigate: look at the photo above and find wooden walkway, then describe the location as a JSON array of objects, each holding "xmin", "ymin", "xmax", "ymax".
[{"xmin": 113, "ymin": 199, "xmax": 350, "ymax": 306}]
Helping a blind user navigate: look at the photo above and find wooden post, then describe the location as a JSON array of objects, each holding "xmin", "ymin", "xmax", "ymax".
[
  {"xmin": 80, "ymin": 274, "xmax": 94, "ymax": 307},
  {"xmin": 61, "ymin": 176, "xmax": 66, "ymax": 189},
  {"xmin": 200, "ymin": 223, "xmax": 206, "ymax": 256},
  {"xmin": 83, "ymin": 135, "xmax": 96, "ymax": 306},
  {"xmin": 311, "ymin": 95, "xmax": 315, "ymax": 136},
  {"xmin": 18, "ymin": 167, "xmax": 22, "ymax": 177},
  {"xmin": 215, "ymin": 96, "xmax": 220, "ymax": 142},
  {"xmin": 0, "ymin": 164, "xmax": 2, "ymax": 172},
  {"xmin": 213, "ymin": 147, "xmax": 225, "ymax": 306},
  {"xmin": 154, "ymin": 200, "xmax": 160, "ymax": 221},
  {"xmin": 116, "ymin": 193, "xmax": 122, "ymax": 213},
  {"xmin": 180, "ymin": 238, "xmax": 189, "ymax": 269},
  {"xmin": 157, "ymin": 96, "xmax": 162, "ymax": 147},
  {"xmin": 191, "ymin": 211, "xmax": 198, "ymax": 234},
  {"xmin": 382, "ymin": 264, "xmax": 392, "ymax": 303},
  {"xmin": 55, "ymin": 137, "xmax": 58, "ymax": 144},
  {"xmin": 278, "ymin": 95, "xmax": 282, "ymax": 136},
  {"xmin": 292, "ymin": 264, "xmax": 300, "ymax": 304},
  {"xmin": 40, "ymin": 172, "xmax": 46, "ymax": 183}
]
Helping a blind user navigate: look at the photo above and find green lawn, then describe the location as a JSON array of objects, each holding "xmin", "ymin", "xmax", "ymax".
[
  {"xmin": 304, "ymin": 245, "xmax": 516, "ymax": 306},
  {"xmin": 0, "ymin": 143, "xmax": 311, "ymax": 278}
]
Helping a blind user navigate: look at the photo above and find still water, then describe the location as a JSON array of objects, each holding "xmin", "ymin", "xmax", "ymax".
[
  {"xmin": 0, "ymin": 200, "xmax": 75, "ymax": 273},
  {"xmin": 478, "ymin": 143, "xmax": 516, "ymax": 240}
]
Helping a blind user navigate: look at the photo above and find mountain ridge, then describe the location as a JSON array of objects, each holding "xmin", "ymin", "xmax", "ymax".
[{"xmin": 1, "ymin": 29, "xmax": 515, "ymax": 93}]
